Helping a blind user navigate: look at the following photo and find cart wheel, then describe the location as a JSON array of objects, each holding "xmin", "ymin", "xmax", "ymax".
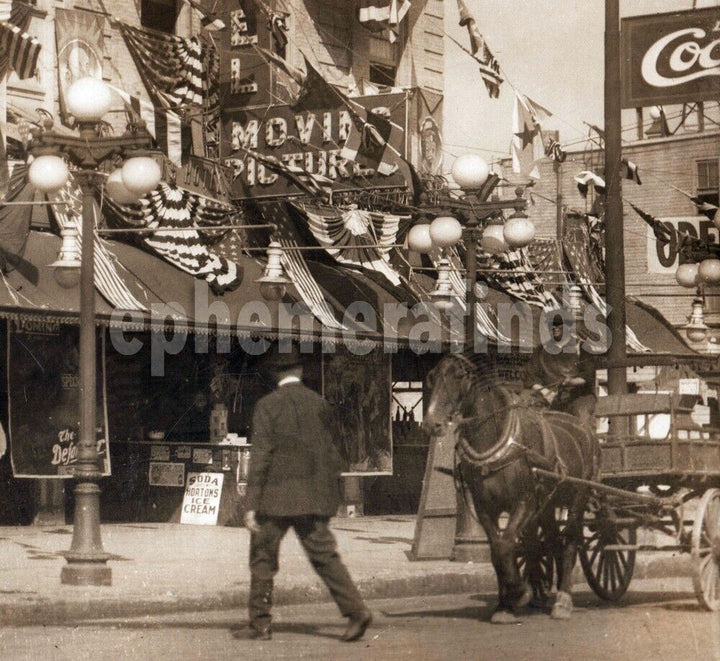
[
  {"xmin": 691, "ymin": 488, "xmax": 720, "ymax": 612},
  {"xmin": 579, "ymin": 508, "xmax": 636, "ymax": 601},
  {"xmin": 517, "ymin": 525, "xmax": 555, "ymax": 607}
]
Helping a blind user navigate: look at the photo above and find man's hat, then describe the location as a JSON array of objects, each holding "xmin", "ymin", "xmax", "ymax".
[{"xmin": 262, "ymin": 342, "xmax": 305, "ymax": 370}]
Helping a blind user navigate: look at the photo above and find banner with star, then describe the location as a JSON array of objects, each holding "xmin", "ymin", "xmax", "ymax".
[{"xmin": 511, "ymin": 92, "xmax": 551, "ymax": 180}]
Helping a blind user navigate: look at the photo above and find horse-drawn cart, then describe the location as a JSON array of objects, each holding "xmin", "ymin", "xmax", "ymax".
[{"xmin": 536, "ymin": 390, "xmax": 720, "ymax": 612}]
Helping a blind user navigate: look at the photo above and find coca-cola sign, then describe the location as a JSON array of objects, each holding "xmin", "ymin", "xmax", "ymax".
[{"xmin": 621, "ymin": 8, "xmax": 720, "ymax": 108}]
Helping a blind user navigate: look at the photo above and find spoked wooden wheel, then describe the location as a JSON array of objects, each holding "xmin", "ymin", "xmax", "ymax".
[
  {"xmin": 517, "ymin": 525, "xmax": 555, "ymax": 606},
  {"xmin": 579, "ymin": 506, "xmax": 636, "ymax": 601},
  {"xmin": 691, "ymin": 488, "xmax": 720, "ymax": 611}
]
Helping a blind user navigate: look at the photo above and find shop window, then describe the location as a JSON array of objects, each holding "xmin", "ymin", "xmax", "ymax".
[
  {"xmin": 392, "ymin": 380, "xmax": 423, "ymax": 439},
  {"xmin": 141, "ymin": 0, "xmax": 179, "ymax": 33},
  {"xmin": 696, "ymin": 159, "xmax": 719, "ymax": 209},
  {"xmin": 369, "ymin": 63, "xmax": 396, "ymax": 88}
]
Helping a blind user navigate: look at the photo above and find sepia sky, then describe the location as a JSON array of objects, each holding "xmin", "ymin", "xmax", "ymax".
[{"xmin": 442, "ymin": 0, "xmax": 719, "ymax": 170}]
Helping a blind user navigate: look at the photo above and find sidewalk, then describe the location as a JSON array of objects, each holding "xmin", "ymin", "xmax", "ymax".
[{"xmin": 0, "ymin": 516, "xmax": 691, "ymax": 625}]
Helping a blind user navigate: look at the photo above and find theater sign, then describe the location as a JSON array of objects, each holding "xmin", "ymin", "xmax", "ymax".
[
  {"xmin": 220, "ymin": 93, "xmax": 409, "ymax": 200},
  {"xmin": 647, "ymin": 216, "xmax": 719, "ymax": 274},
  {"xmin": 622, "ymin": 7, "xmax": 720, "ymax": 108}
]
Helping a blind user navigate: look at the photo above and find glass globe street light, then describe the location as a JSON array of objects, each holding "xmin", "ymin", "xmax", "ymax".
[
  {"xmin": 411, "ymin": 154, "xmax": 531, "ymax": 564},
  {"xmin": 28, "ymin": 76, "xmax": 159, "ymax": 587},
  {"xmin": 256, "ymin": 241, "xmax": 292, "ymax": 302}
]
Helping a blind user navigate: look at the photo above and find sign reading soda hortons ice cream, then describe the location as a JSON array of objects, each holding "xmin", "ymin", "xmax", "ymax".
[{"xmin": 621, "ymin": 8, "xmax": 720, "ymax": 108}]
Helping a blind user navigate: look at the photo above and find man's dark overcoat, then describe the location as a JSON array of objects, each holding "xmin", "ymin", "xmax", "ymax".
[{"xmin": 246, "ymin": 382, "xmax": 342, "ymax": 517}]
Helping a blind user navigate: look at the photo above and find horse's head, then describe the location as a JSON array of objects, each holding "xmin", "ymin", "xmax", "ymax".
[{"xmin": 423, "ymin": 354, "xmax": 477, "ymax": 436}]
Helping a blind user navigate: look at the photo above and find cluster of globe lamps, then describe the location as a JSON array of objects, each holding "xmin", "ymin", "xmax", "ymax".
[
  {"xmin": 405, "ymin": 154, "xmax": 536, "ymax": 310},
  {"xmin": 676, "ymin": 258, "xmax": 720, "ymax": 344},
  {"xmin": 26, "ymin": 76, "xmax": 162, "ymax": 287}
]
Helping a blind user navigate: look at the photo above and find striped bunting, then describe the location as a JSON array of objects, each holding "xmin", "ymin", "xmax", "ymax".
[
  {"xmin": 104, "ymin": 183, "xmax": 242, "ymax": 295},
  {"xmin": 563, "ymin": 214, "xmax": 649, "ymax": 352},
  {"xmin": 118, "ymin": 22, "xmax": 217, "ymax": 112},
  {"xmin": 0, "ymin": 20, "xmax": 40, "ymax": 80},
  {"xmin": 108, "ymin": 84, "xmax": 183, "ymax": 167},
  {"xmin": 49, "ymin": 178, "xmax": 148, "ymax": 312},
  {"xmin": 262, "ymin": 201, "xmax": 344, "ymax": 330},
  {"xmin": 294, "ymin": 202, "xmax": 403, "ymax": 286},
  {"xmin": 481, "ymin": 246, "xmax": 560, "ymax": 312},
  {"xmin": 431, "ymin": 246, "xmax": 510, "ymax": 344}
]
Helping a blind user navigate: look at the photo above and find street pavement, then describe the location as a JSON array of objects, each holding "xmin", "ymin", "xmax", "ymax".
[{"xmin": 0, "ymin": 516, "xmax": 692, "ymax": 625}]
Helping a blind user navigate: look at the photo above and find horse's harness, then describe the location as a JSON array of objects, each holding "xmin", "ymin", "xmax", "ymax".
[{"xmin": 432, "ymin": 355, "xmax": 568, "ymax": 478}]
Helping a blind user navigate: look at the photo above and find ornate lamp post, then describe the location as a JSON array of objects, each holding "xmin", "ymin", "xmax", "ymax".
[
  {"xmin": 412, "ymin": 154, "xmax": 530, "ymax": 561},
  {"xmin": 28, "ymin": 77, "xmax": 161, "ymax": 586}
]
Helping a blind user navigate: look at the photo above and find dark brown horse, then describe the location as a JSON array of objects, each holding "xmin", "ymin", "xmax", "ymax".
[{"xmin": 423, "ymin": 354, "xmax": 599, "ymax": 622}]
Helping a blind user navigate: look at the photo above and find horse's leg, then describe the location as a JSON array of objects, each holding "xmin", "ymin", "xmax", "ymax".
[
  {"xmin": 551, "ymin": 489, "xmax": 589, "ymax": 620},
  {"xmin": 486, "ymin": 499, "xmax": 535, "ymax": 625}
]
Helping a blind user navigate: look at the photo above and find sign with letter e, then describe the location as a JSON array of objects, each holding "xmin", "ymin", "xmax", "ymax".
[{"xmin": 181, "ymin": 472, "xmax": 224, "ymax": 525}]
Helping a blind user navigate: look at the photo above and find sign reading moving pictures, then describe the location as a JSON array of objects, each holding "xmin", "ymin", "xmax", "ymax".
[
  {"xmin": 621, "ymin": 8, "xmax": 720, "ymax": 108},
  {"xmin": 646, "ymin": 216, "xmax": 719, "ymax": 274},
  {"xmin": 221, "ymin": 92, "xmax": 408, "ymax": 199},
  {"xmin": 322, "ymin": 347, "xmax": 392, "ymax": 476},
  {"xmin": 8, "ymin": 320, "xmax": 110, "ymax": 478}
]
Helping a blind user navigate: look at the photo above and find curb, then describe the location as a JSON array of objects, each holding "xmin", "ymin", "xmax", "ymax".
[{"xmin": 0, "ymin": 554, "xmax": 693, "ymax": 626}]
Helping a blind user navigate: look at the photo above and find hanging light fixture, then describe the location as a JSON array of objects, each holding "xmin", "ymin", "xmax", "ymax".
[
  {"xmin": 503, "ymin": 206, "xmax": 536, "ymax": 249},
  {"xmin": 51, "ymin": 227, "xmax": 82, "ymax": 288},
  {"xmin": 685, "ymin": 297, "xmax": 709, "ymax": 343},
  {"xmin": 480, "ymin": 216, "xmax": 507, "ymax": 254},
  {"xmin": 428, "ymin": 257, "xmax": 455, "ymax": 311},
  {"xmin": 256, "ymin": 240, "xmax": 291, "ymax": 301}
]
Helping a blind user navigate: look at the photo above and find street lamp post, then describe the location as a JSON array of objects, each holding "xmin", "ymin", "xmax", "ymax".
[
  {"xmin": 28, "ymin": 77, "xmax": 161, "ymax": 586},
  {"xmin": 413, "ymin": 155, "xmax": 531, "ymax": 561}
]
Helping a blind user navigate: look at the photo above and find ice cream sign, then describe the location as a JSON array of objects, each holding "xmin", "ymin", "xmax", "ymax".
[{"xmin": 622, "ymin": 8, "xmax": 720, "ymax": 108}]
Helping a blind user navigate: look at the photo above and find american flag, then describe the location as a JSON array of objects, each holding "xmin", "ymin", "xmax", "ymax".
[
  {"xmin": 544, "ymin": 139, "xmax": 567, "ymax": 163},
  {"xmin": 50, "ymin": 178, "xmax": 148, "ymax": 312},
  {"xmin": 340, "ymin": 101, "xmax": 403, "ymax": 176},
  {"xmin": 527, "ymin": 238, "xmax": 569, "ymax": 286},
  {"xmin": 482, "ymin": 246, "xmax": 559, "ymax": 312},
  {"xmin": 0, "ymin": 17, "xmax": 39, "ymax": 80},
  {"xmin": 119, "ymin": 22, "xmax": 217, "ymax": 113},
  {"xmin": 358, "ymin": 0, "xmax": 411, "ymax": 44},
  {"xmin": 628, "ymin": 202, "xmax": 672, "ymax": 245},
  {"xmin": 103, "ymin": 183, "xmax": 242, "ymax": 295},
  {"xmin": 261, "ymin": 201, "xmax": 344, "ymax": 330},
  {"xmin": 562, "ymin": 213, "xmax": 649, "ymax": 353},
  {"xmin": 294, "ymin": 202, "xmax": 403, "ymax": 286},
  {"xmin": 456, "ymin": 0, "xmax": 502, "ymax": 98}
]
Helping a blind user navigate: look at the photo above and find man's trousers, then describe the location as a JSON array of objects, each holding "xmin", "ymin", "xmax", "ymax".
[{"xmin": 249, "ymin": 514, "xmax": 366, "ymax": 628}]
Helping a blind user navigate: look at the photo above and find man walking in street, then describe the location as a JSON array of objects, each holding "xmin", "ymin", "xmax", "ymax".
[{"xmin": 240, "ymin": 341, "xmax": 372, "ymax": 642}]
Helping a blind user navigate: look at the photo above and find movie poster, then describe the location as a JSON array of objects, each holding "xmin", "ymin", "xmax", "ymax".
[
  {"xmin": 322, "ymin": 347, "xmax": 392, "ymax": 475},
  {"xmin": 8, "ymin": 320, "xmax": 110, "ymax": 478}
]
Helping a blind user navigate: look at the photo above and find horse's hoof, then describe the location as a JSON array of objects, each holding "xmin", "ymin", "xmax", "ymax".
[
  {"xmin": 490, "ymin": 608, "xmax": 521, "ymax": 625},
  {"xmin": 515, "ymin": 586, "xmax": 532, "ymax": 609},
  {"xmin": 551, "ymin": 591, "xmax": 573, "ymax": 620}
]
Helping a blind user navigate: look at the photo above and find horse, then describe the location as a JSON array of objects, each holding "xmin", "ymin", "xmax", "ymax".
[{"xmin": 423, "ymin": 353, "xmax": 600, "ymax": 622}]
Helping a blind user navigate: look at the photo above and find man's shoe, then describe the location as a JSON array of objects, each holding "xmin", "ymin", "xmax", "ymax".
[
  {"xmin": 341, "ymin": 610, "xmax": 372, "ymax": 642},
  {"xmin": 247, "ymin": 624, "xmax": 272, "ymax": 640}
]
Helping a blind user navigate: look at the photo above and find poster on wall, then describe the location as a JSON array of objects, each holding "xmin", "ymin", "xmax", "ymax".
[
  {"xmin": 55, "ymin": 8, "xmax": 106, "ymax": 126},
  {"xmin": 322, "ymin": 347, "xmax": 392, "ymax": 475},
  {"xmin": 8, "ymin": 320, "xmax": 110, "ymax": 478}
]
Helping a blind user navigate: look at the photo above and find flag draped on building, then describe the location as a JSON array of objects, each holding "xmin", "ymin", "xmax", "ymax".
[
  {"xmin": 261, "ymin": 201, "xmax": 345, "ymax": 330},
  {"xmin": 340, "ymin": 102, "xmax": 403, "ymax": 176},
  {"xmin": 455, "ymin": 0, "xmax": 502, "ymax": 98},
  {"xmin": 49, "ymin": 177, "xmax": 149, "ymax": 311},
  {"xmin": 563, "ymin": 212, "xmax": 649, "ymax": 352},
  {"xmin": 294, "ymin": 202, "xmax": 403, "ymax": 286},
  {"xmin": 108, "ymin": 85, "xmax": 183, "ymax": 167},
  {"xmin": 511, "ymin": 92, "xmax": 551, "ymax": 180},
  {"xmin": 103, "ymin": 183, "xmax": 242, "ymax": 295},
  {"xmin": 357, "ymin": 0, "xmax": 411, "ymax": 44},
  {"xmin": 0, "ymin": 1, "xmax": 39, "ymax": 80}
]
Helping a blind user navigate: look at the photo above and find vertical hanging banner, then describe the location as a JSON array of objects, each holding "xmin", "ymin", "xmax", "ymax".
[
  {"xmin": 322, "ymin": 347, "xmax": 392, "ymax": 475},
  {"xmin": 55, "ymin": 8, "xmax": 106, "ymax": 126},
  {"xmin": 8, "ymin": 320, "xmax": 110, "ymax": 478}
]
